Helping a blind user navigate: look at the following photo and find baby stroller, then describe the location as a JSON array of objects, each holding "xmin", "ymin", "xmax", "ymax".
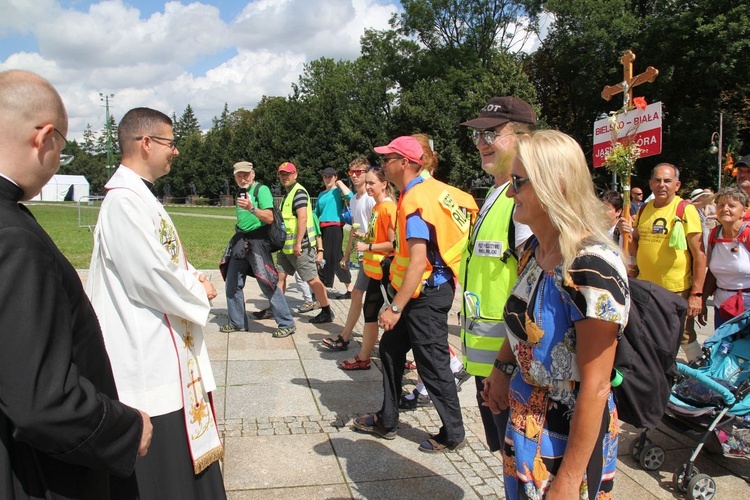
[{"xmin": 630, "ymin": 310, "xmax": 750, "ymax": 500}]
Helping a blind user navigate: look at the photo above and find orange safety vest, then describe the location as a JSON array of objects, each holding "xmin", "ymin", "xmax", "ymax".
[
  {"xmin": 390, "ymin": 177, "xmax": 478, "ymax": 298},
  {"xmin": 362, "ymin": 199, "xmax": 397, "ymax": 279}
]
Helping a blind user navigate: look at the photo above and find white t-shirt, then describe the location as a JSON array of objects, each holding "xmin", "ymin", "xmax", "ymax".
[
  {"xmin": 709, "ymin": 239, "xmax": 750, "ymax": 310},
  {"xmin": 349, "ymin": 190, "xmax": 375, "ymax": 229}
]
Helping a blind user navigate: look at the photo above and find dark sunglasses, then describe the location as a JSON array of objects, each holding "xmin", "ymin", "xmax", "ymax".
[{"xmin": 510, "ymin": 174, "xmax": 530, "ymax": 192}]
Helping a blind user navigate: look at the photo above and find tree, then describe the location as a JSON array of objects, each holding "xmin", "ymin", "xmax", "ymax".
[
  {"xmin": 527, "ymin": 0, "xmax": 750, "ymax": 191},
  {"xmin": 397, "ymin": 0, "xmax": 543, "ymax": 67},
  {"xmin": 174, "ymin": 104, "xmax": 201, "ymax": 142}
]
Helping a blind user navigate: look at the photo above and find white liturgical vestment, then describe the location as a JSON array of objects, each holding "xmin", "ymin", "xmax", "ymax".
[{"xmin": 86, "ymin": 165, "xmax": 217, "ymax": 417}]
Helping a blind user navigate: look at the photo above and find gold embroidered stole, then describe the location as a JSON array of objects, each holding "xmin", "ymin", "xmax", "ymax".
[{"xmin": 158, "ymin": 210, "xmax": 223, "ymax": 473}]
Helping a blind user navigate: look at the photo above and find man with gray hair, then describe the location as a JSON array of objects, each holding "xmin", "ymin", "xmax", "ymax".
[
  {"xmin": 0, "ymin": 69, "xmax": 150, "ymax": 498},
  {"xmin": 221, "ymin": 160, "xmax": 296, "ymax": 338}
]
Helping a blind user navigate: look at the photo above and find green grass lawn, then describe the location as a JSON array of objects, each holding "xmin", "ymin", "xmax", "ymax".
[
  {"xmin": 27, "ymin": 203, "xmax": 236, "ymax": 269},
  {"xmin": 26, "ymin": 202, "xmax": 354, "ymax": 270}
]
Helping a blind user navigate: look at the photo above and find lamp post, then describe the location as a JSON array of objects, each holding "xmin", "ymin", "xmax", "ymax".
[
  {"xmin": 99, "ymin": 93, "xmax": 115, "ymax": 178},
  {"xmin": 709, "ymin": 112, "xmax": 723, "ymax": 190}
]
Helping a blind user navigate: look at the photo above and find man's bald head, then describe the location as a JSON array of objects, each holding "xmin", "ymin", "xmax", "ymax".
[
  {"xmin": 0, "ymin": 70, "xmax": 67, "ymax": 139},
  {"xmin": 0, "ymin": 70, "xmax": 68, "ymax": 200}
]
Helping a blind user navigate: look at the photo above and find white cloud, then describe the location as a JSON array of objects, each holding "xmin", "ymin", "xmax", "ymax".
[{"xmin": 0, "ymin": 0, "xmax": 398, "ymax": 141}]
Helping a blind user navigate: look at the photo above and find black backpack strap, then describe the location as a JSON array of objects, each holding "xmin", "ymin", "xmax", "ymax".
[
  {"xmin": 252, "ymin": 182, "xmax": 261, "ymax": 204},
  {"xmin": 501, "ymin": 204, "xmax": 517, "ymax": 263}
]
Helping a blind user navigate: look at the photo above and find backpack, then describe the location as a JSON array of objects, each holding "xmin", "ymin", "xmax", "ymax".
[
  {"xmin": 612, "ymin": 278, "xmax": 687, "ymax": 429},
  {"xmin": 706, "ymin": 223, "xmax": 750, "ymax": 265},
  {"xmin": 252, "ymin": 183, "xmax": 284, "ymax": 253},
  {"xmin": 517, "ymin": 241, "xmax": 687, "ymax": 430}
]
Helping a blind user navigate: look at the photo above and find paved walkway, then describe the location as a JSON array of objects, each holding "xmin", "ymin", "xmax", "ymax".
[{"xmin": 80, "ymin": 270, "xmax": 749, "ymax": 499}]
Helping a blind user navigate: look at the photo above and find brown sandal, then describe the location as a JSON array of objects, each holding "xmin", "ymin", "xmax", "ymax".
[{"xmin": 339, "ymin": 355, "xmax": 371, "ymax": 371}]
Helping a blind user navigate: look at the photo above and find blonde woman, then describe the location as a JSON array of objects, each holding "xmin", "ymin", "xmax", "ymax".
[{"xmin": 482, "ymin": 130, "xmax": 630, "ymax": 498}]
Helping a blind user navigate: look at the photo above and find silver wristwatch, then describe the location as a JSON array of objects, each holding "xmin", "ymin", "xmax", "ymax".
[{"xmin": 390, "ymin": 304, "xmax": 402, "ymax": 314}]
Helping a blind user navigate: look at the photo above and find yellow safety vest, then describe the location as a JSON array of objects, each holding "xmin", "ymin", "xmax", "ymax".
[
  {"xmin": 280, "ymin": 183, "xmax": 317, "ymax": 255},
  {"xmin": 459, "ymin": 185, "xmax": 518, "ymax": 377}
]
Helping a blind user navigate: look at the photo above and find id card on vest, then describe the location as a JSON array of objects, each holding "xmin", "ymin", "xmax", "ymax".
[{"xmin": 474, "ymin": 240, "xmax": 504, "ymax": 258}]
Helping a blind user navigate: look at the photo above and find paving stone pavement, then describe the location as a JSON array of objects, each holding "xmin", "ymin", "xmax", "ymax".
[{"xmin": 79, "ymin": 268, "xmax": 750, "ymax": 499}]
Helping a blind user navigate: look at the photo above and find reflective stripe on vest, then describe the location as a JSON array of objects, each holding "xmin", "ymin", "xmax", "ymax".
[
  {"xmin": 459, "ymin": 315, "xmax": 507, "ymax": 377},
  {"xmin": 362, "ymin": 251, "xmax": 385, "ymax": 279},
  {"xmin": 281, "ymin": 183, "xmax": 317, "ymax": 254}
]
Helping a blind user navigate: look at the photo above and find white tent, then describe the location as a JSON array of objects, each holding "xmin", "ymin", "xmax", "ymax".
[{"xmin": 32, "ymin": 174, "xmax": 90, "ymax": 202}]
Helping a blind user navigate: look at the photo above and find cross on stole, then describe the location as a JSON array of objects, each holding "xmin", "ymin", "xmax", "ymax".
[{"xmin": 188, "ymin": 369, "xmax": 203, "ymax": 408}]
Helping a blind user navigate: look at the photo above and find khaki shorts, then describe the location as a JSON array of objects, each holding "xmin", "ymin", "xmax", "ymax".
[{"xmin": 276, "ymin": 246, "xmax": 318, "ymax": 282}]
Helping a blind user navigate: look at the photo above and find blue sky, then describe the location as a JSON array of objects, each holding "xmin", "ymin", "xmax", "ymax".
[
  {"xmin": 0, "ymin": 0, "xmax": 400, "ymax": 140},
  {"xmin": 1, "ymin": 1, "xmax": 544, "ymax": 141}
]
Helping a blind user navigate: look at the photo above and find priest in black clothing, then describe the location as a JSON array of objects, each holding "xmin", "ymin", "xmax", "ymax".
[{"xmin": 0, "ymin": 69, "xmax": 151, "ymax": 499}]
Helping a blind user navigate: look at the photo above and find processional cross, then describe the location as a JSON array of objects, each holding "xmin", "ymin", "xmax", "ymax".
[{"xmin": 601, "ymin": 50, "xmax": 658, "ymax": 254}]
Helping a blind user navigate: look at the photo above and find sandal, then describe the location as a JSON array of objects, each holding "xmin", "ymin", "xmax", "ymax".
[
  {"xmin": 352, "ymin": 413, "xmax": 397, "ymax": 440},
  {"xmin": 322, "ymin": 335, "xmax": 350, "ymax": 351},
  {"xmin": 339, "ymin": 355, "xmax": 371, "ymax": 371},
  {"xmin": 418, "ymin": 437, "xmax": 465, "ymax": 453}
]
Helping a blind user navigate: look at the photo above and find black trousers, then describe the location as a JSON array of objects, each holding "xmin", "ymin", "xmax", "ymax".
[
  {"xmin": 318, "ymin": 224, "xmax": 351, "ymax": 288},
  {"xmin": 474, "ymin": 376, "xmax": 509, "ymax": 452},
  {"xmin": 378, "ymin": 281, "xmax": 465, "ymax": 446},
  {"xmin": 131, "ymin": 408, "xmax": 226, "ymax": 500}
]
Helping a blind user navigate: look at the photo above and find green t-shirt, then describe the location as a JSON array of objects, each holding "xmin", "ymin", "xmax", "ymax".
[{"xmin": 236, "ymin": 182, "xmax": 274, "ymax": 233}]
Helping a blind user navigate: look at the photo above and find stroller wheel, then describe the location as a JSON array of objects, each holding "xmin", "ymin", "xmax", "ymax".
[
  {"xmin": 687, "ymin": 473, "xmax": 716, "ymax": 500},
  {"xmin": 673, "ymin": 464, "xmax": 700, "ymax": 493},
  {"xmin": 639, "ymin": 444, "xmax": 665, "ymax": 470},
  {"xmin": 628, "ymin": 436, "xmax": 652, "ymax": 460}
]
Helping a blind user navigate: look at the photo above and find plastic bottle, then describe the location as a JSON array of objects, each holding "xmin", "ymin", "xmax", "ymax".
[
  {"xmin": 317, "ymin": 259, "xmax": 326, "ymax": 270},
  {"xmin": 718, "ymin": 339, "xmax": 733, "ymax": 356}
]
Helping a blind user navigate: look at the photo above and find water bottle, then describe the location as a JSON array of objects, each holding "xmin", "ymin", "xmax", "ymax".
[
  {"xmin": 317, "ymin": 258, "xmax": 326, "ymax": 270},
  {"xmin": 718, "ymin": 339, "xmax": 733, "ymax": 356}
]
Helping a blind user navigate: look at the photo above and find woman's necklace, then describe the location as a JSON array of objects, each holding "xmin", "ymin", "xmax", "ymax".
[{"xmin": 535, "ymin": 241, "xmax": 561, "ymax": 271}]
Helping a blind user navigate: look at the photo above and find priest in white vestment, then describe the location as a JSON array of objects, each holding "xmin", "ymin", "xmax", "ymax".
[{"xmin": 87, "ymin": 107, "xmax": 226, "ymax": 499}]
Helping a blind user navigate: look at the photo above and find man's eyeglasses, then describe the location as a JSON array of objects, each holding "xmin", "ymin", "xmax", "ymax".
[
  {"xmin": 632, "ymin": 191, "xmax": 643, "ymax": 197},
  {"xmin": 471, "ymin": 129, "xmax": 519, "ymax": 145},
  {"xmin": 349, "ymin": 169, "xmax": 367, "ymax": 176},
  {"xmin": 381, "ymin": 155, "xmax": 403, "ymax": 167},
  {"xmin": 510, "ymin": 174, "xmax": 531, "ymax": 192},
  {"xmin": 35, "ymin": 126, "xmax": 68, "ymax": 149},
  {"xmin": 136, "ymin": 135, "xmax": 178, "ymax": 150}
]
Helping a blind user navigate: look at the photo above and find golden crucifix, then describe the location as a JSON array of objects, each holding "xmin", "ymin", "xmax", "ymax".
[{"xmin": 601, "ymin": 50, "xmax": 659, "ymax": 256}]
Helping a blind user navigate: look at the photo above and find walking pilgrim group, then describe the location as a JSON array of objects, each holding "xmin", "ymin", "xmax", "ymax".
[{"xmin": 3, "ymin": 67, "xmax": 740, "ymax": 500}]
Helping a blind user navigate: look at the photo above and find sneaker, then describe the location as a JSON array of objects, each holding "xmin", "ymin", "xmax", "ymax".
[
  {"xmin": 454, "ymin": 368, "xmax": 471, "ymax": 391},
  {"xmin": 219, "ymin": 324, "xmax": 242, "ymax": 333},
  {"xmin": 309, "ymin": 309, "xmax": 335, "ymax": 324},
  {"xmin": 252, "ymin": 308, "xmax": 273, "ymax": 320},
  {"xmin": 298, "ymin": 301, "xmax": 320, "ymax": 313},
  {"xmin": 335, "ymin": 291, "xmax": 352, "ymax": 300},
  {"xmin": 398, "ymin": 389, "xmax": 432, "ymax": 410},
  {"xmin": 272, "ymin": 326, "xmax": 296, "ymax": 338}
]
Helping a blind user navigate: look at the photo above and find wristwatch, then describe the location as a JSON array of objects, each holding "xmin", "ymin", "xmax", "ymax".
[
  {"xmin": 250, "ymin": 206, "xmax": 257, "ymax": 214},
  {"xmin": 690, "ymin": 291, "xmax": 703, "ymax": 297},
  {"xmin": 390, "ymin": 304, "xmax": 403, "ymax": 314},
  {"xmin": 494, "ymin": 359, "xmax": 517, "ymax": 376}
]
